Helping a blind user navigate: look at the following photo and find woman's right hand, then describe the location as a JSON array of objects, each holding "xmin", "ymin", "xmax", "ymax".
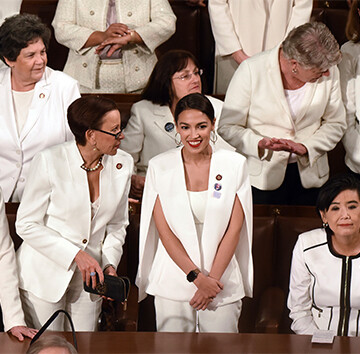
[
  {"xmin": 193, "ymin": 273, "xmax": 223, "ymax": 298},
  {"xmin": 74, "ymin": 250, "xmax": 104, "ymax": 289},
  {"xmin": 103, "ymin": 23, "xmax": 129, "ymax": 40}
]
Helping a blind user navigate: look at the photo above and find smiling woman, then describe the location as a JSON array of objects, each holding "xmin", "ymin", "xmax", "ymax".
[
  {"xmin": 288, "ymin": 174, "xmax": 360, "ymax": 336},
  {"xmin": 0, "ymin": 13, "xmax": 80, "ymax": 202}
]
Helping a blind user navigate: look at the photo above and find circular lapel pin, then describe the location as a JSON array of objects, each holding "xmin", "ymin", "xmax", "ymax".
[
  {"xmin": 164, "ymin": 122, "xmax": 174, "ymax": 132},
  {"xmin": 116, "ymin": 163, "xmax": 122, "ymax": 169},
  {"xmin": 39, "ymin": 93, "xmax": 45, "ymax": 99},
  {"xmin": 214, "ymin": 183, "xmax": 222, "ymax": 191},
  {"xmin": 216, "ymin": 174, "xmax": 222, "ymax": 181}
]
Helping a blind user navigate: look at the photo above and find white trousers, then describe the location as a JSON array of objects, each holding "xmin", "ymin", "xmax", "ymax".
[
  {"xmin": 154, "ymin": 296, "xmax": 242, "ymax": 333},
  {"xmin": 20, "ymin": 270, "xmax": 102, "ymax": 331}
]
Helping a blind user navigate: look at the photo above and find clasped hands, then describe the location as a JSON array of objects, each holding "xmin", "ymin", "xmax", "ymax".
[
  {"xmin": 95, "ymin": 23, "xmax": 132, "ymax": 57},
  {"xmin": 190, "ymin": 273, "xmax": 223, "ymax": 310},
  {"xmin": 258, "ymin": 137, "xmax": 307, "ymax": 156}
]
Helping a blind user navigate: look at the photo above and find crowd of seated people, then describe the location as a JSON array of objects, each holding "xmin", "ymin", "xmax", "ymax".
[{"xmin": 1, "ymin": 0, "xmax": 360, "ymax": 345}]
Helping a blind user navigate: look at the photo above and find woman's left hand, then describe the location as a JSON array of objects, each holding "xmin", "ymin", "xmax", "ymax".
[
  {"xmin": 189, "ymin": 290, "xmax": 214, "ymax": 310},
  {"xmin": 9, "ymin": 326, "xmax": 38, "ymax": 342},
  {"xmin": 95, "ymin": 35, "xmax": 131, "ymax": 56}
]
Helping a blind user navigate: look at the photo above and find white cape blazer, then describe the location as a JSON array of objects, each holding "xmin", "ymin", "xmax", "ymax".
[
  {"xmin": 136, "ymin": 148, "xmax": 253, "ymax": 307},
  {"xmin": 16, "ymin": 141, "xmax": 133, "ymax": 302}
]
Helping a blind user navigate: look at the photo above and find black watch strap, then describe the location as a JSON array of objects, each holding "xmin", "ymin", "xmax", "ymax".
[{"xmin": 187, "ymin": 269, "xmax": 200, "ymax": 282}]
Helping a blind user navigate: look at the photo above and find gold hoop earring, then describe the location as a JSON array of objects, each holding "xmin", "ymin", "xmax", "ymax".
[
  {"xmin": 210, "ymin": 130, "xmax": 218, "ymax": 144},
  {"xmin": 175, "ymin": 132, "xmax": 182, "ymax": 146}
]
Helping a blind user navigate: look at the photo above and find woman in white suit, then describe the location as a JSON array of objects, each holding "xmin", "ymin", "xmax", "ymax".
[
  {"xmin": 136, "ymin": 93, "xmax": 253, "ymax": 332},
  {"xmin": 208, "ymin": 0, "xmax": 312, "ymax": 94},
  {"xmin": 0, "ymin": 14, "xmax": 80, "ymax": 202},
  {"xmin": 339, "ymin": 0, "xmax": 360, "ymax": 177},
  {"xmin": 0, "ymin": 188, "xmax": 37, "ymax": 341},
  {"xmin": 121, "ymin": 50, "xmax": 232, "ymax": 199},
  {"xmin": 218, "ymin": 22, "xmax": 346, "ymax": 205},
  {"xmin": 52, "ymin": 0, "xmax": 176, "ymax": 93},
  {"xmin": 16, "ymin": 96, "xmax": 133, "ymax": 331}
]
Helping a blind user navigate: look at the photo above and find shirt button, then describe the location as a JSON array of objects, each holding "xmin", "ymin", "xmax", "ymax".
[
  {"xmin": 127, "ymin": 11, "xmax": 132, "ymax": 17},
  {"xmin": 82, "ymin": 63, "xmax": 88, "ymax": 68},
  {"xmin": 90, "ymin": 10, "xmax": 95, "ymax": 15},
  {"xmin": 16, "ymin": 150, "xmax": 21, "ymax": 155},
  {"xmin": 135, "ymin": 66, "xmax": 139, "ymax": 71},
  {"xmin": 82, "ymin": 239, "xmax": 88, "ymax": 244},
  {"xmin": 19, "ymin": 177, "xmax": 25, "ymax": 182},
  {"xmin": 133, "ymin": 49, "xmax": 138, "ymax": 54},
  {"xmin": 16, "ymin": 162, "xmax": 21, "ymax": 168}
]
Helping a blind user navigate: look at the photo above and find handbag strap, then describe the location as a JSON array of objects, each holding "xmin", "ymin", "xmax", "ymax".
[{"xmin": 30, "ymin": 309, "xmax": 78, "ymax": 350}]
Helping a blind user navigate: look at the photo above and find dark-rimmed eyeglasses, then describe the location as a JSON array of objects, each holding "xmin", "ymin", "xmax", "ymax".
[{"xmin": 93, "ymin": 128, "xmax": 123, "ymax": 139}]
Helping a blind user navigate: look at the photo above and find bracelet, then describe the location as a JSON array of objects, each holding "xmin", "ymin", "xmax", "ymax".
[
  {"xmin": 103, "ymin": 264, "xmax": 116, "ymax": 272},
  {"xmin": 129, "ymin": 30, "xmax": 136, "ymax": 43}
]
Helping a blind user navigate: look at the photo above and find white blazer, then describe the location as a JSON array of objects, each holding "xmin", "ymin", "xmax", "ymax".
[
  {"xmin": 16, "ymin": 141, "xmax": 133, "ymax": 303},
  {"xmin": 218, "ymin": 45, "xmax": 346, "ymax": 190},
  {"xmin": 120, "ymin": 96, "xmax": 234, "ymax": 175},
  {"xmin": 338, "ymin": 41, "xmax": 360, "ymax": 174},
  {"xmin": 208, "ymin": 0, "xmax": 312, "ymax": 93},
  {"xmin": 0, "ymin": 66, "xmax": 80, "ymax": 202},
  {"xmin": 52, "ymin": 0, "xmax": 176, "ymax": 92},
  {"xmin": 136, "ymin": 148, "xmax": 253, "ymax": 307},
  {"xmin": 0, "ymin": 188, "xmax": 26, "ymax": 331}
]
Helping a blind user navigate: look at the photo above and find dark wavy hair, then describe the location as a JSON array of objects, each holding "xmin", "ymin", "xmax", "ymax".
[
  {"xmin": 174, "ymin": 93, "xmax": 215, "ymax": 124},
  {"xmin": 0, "ymin": 13, "xmax": 51, "ymax": 65},
  {"xmin": 67, "ymin": 96, "xmax": 119, "ymax": 146},
  {"xmin": 141, "ymin": 50, "xmax": 201, "ymax": 106},
  {"xmin": 346, "ymin": 0, "xmax": 360, "ymax": 42}
]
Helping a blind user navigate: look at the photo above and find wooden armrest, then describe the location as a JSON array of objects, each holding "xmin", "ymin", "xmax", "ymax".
[
  {"xmin": 99, "ymin": 285, "xmax": 138, "ymax": 331},
  {"xmin": 255, "ymin": 287, "xmax": 285, "ymax": 333}
]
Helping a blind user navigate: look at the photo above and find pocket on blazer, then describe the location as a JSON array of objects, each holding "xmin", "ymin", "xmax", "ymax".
[
  {"xmin": 315, "ymin": 154, "xmax": 329, "ymax": 178},
  {"xmin": 247, "ymin": 156, "xmax": 262, "ymax": 176}
]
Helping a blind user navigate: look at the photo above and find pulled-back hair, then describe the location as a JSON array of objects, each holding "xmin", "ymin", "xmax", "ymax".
[
  {"xmin": 0, "ymin": 13, "xmax": 51, "ymax": 64},
  {"xmin": 67, "ymin": 96, "xmax": 119, "ymax": 146},
  {"xmin": 174, "ymin": 93, "xmax": 214, "ymax": 124},
  {"xmin": 282, "ymin": 22, "xmax": 341, "ymax": 71},
  {"xmin": 142, "ymin": 50, "xmax": 201, "ymax": 106}
]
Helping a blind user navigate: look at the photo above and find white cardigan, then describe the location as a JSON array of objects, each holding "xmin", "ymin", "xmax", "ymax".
[
  {"xmin": 0, "ymin": 188, "xmax": 26, "ymax": 331},
  {"xmin": 52, "ymin": 0, "xmax": 176, "ymax": 92},
  {"xmin": 120, "ymin": 96, "xmax": 234, "ymax": 175},
  {"xmin": 136, "ymin": 148, "xmax": 253, "ymax": 306},
  {"xmin": 218, "ymin": 45, "xmax": 346, "ymax": 190},
  {"xmin": 338, "ymin": 41, "xmax": 360, "ymax": 174},
  {"xmin": 16, "ymin": 141, "xmax": 133, "ymax": 302},
  {"xmin": 0, "ymin": 66, "xmax": 80, "ymax": 202},
  {"xmin": 288, "ymin": 228, "xmax": 360, "ymax": 336}
]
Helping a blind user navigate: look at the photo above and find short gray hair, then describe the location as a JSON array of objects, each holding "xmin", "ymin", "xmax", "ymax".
[
  {"xmin": 282, "ymin": 22, "xmax": 341, "ymax": 71},
  {"xmin": 26, "ymin": 334, "xmax": 77, "ymax": 354}
]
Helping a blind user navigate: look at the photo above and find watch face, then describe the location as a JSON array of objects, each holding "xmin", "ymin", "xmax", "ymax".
[{"xmin": 187, "ymin": 269, "xmax": 199, "ymax": 282}]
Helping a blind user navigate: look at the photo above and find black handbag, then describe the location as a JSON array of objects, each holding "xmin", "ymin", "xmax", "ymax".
[{"xmin": 84, "ymin": 274, "xmax": 130, "ymax": 305}]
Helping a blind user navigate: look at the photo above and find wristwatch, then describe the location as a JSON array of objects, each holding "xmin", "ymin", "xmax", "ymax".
[{"xmin": 187, "ymin": 268, "xmax": 200, "ymax": 282}]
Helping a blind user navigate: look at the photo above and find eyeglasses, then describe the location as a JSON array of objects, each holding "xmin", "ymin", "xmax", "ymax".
[
  {"xmin": 93, "ymin": 128, "xmax": 123, "ymax": 139},
  {"xmin": 173, "ymin": 69, "xmax": 203, "ymax": 81}
]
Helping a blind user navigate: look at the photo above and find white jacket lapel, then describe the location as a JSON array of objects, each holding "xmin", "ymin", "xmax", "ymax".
[{"xmin": 153, "ymin": 105, "xmax": 177, "ymax": 142}]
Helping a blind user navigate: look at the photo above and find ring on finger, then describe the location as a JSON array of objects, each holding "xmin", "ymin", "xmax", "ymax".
[{"xmin": 90, "ymin": 271, "xmax": 96, "ymax": 276}]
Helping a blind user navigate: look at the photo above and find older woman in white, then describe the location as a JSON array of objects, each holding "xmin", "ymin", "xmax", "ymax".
[
  {"xmin": 121, "ymin": 50, "xmax": 232, "ymax": 198},
  {"xmin": 0, "ymin": 188, "xmax": 37, "ymax": 341},
  {"xmin": 136, "ymin": 93, "xmax": 252, "ymax": 332},
  {"xmin": 288, "ymin": 174, "xmax": 360, "ymax": 336},
  {"xmin": 16, "ymin": 96, "xmax": 132, "ymax": 331},
  {"xmin": 52, "ymin": 0, "xmax": 176, "ymax": 93},
  {"xmin": 0, "ymin": 14, "xmax": 80, "ymax": 202},
  {"xmin": 339, "ymin": 0, "xmax": 360, "ymax": 176},
  {"xmin": 218, "ymin": 22, "xmax": 346, "ymax": 205}
]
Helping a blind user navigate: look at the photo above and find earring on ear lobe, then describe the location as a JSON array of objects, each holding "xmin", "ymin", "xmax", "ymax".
[
  {"xmin": 210, "ymin": 130, "xmax": 218, "ymax": 144},
  {"xmin": 93, "ymin": 143, "xmax": 99, "ymax": 151},
  {"xmin": 323, "ymin": 222, "xmax": 329, "ymax": 228},
  {"xmin": 175, "ymin": 132, "xmax": 182, "ymax": 146},
  {"xmin": 292, "ymin": 68, "xmax": 298, "ymax": 74}
]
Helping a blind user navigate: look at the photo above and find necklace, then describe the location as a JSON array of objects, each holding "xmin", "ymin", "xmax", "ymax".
[{"xmin": 80, "ymin": 156, "xmax": 103, "ymax": 172}]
